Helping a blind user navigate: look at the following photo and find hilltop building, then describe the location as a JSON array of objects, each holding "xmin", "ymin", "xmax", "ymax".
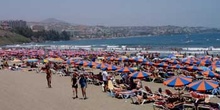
[{"xmin": 0, "ymin": 20, "xmax": 27, "ymax": 30}]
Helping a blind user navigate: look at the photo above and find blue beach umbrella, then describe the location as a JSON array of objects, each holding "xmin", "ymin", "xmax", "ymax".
[
  {"xmin": 187, "ymin": 80, "xmax": 219, "ymax": 92},
  {"xmin": 200, "ymin": 66, "xmax": 210, "ymax": 71},
  {"xmin": 142, "ymin": 61, "xmax": 154, "ymax": 66},
  {"xmin": 102, "ymin": 65, "xmax": 118, "ymax": 71},
  {"xmin": 154, "ymin": 62, "xmax": 169, "ymax": 67},
  {"xmin": 212, "ymin": 61, "xmax": 220, "ymax": 65},
  {"xmin": 196, "ymin": 59, "xmax": 212, "ymax": 66},
  {"xmin": 129, "ymin": 71, "xmax": 151, "ymax": 79},
  {"xmin": 116, "ymin": 67, "xmax": 135, "ymax": 73},
  {"xmin": 209, "ymin": 65, "xmax": 220, "ymax": 71},
  {"xmin": 163, "ymin": 75, "xmax": 192, "ymax": 87},
  {"xmin": 75, "ymin": 61, "xmax": 88, "ymax": 66},
  {"xmin": 96, "ymin": 63, "xmax": 109, "ymax": 69},
  {"xmin": 84, "ymin": 61, "xmax": 97, "ymax": 67},
  {"xmin": 169, "ymin": 64, "xmax": 183, "ymax": 69},
  {"xmin": 185, "ymin": 66, "xmax": 202, "ymax": 71},
  {"xmin": 202, "ymin": 71, "xmax": 219, "ymax": 77},
  {"xmin": 168, "ymin": 59, "xmax": 180, "ymax": 64}
]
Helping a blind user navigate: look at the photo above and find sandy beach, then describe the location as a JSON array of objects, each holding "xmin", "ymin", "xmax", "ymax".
[
  {"xmin": 0, "ymin": 68, "xmax": 219, "ymax": 110},
  {"xmin": 0, "ymin": 69, "xmax": 150, "ymax": 110}
]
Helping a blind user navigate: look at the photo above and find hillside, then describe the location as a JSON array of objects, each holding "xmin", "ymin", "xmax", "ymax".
[{"xmin": 0, "ymin": 29, "xmax": 31, "ymax": 45}]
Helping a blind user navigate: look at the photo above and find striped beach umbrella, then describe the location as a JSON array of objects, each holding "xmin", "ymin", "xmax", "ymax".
[
  {"xmin": 212, "ymin": 61, "xmax": 220, "ymax": 65},
  {"xmin": 196, "ymin": 59, "xmax": 212, "ymax": 66},
  {"xmin": 187, "ymin": 80, "xmax": 219, "ymax": 92},
  {"xmin": 185, "ymin": 66, "xmax": 202, "ymax": 71},
  {"xmin": 142, "ymin": 61, "xmax": 154, "ymax": 66},
  {"xmin": 199, "ymin": 66, "xmax": 210, "ymax": 71},
  {"xmin": 116, "ymin": 67, "xmax": 134, "ymax": 73},
  {"xmin": 75, "ymin": 61, "xmax": 88, "ymax": 65},
  {"xmin": 199, "ymin": 55, "xmax": 212, "ymax": 60},
  {"xmin": 134, "ymin": 58, "xmax": 147, "ymax": 63},
  {"xmin": 209, "ymin": 65, "xmax": 220, "ymax": 71},
  {"xmin": 83, "ymin": 61, "xmax": 97, "ymax": 67},
  {"xmin": 106, "ymin": 56, "xmax": 115, "ymax": 61},
  {"xmin": 102, "ymin": 65, "xmax": 118, "ymax": 71},
  {"xmin": 163, "ymin": 75, "xmax": 192, "ymax": 87},
  {"xmin": 169, "ymin": 64, "xmax": 183, "ymax": 69},
  {"xmin": 201, "ymin": 70, "xmax": 219, "ymax": 77},
  {"xmin": 129, "ymin": 71, "xmax": 151, "ymax": 79},
  {"xmin": 182, "ymin": 58, "xmax": 196, "ymax": 65},
  {"xmin": 168, "ymin": 59, "xmax": 180, "ymax": 64},
  {"xmin": 96, "ymin": 63, "xmax": 109, "ymax": 69},
  {"xmin": 115, "ymin": 57, "xmax": 125, "ymax": 62},
  {"xmin": 154, "ymin": 62, "xmax": 169, "ymax": 67}
]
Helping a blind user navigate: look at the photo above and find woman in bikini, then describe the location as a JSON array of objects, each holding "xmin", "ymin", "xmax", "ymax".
[{"xmin": 45, "ymin": 65, "xmax": 52, "ymax": 88}]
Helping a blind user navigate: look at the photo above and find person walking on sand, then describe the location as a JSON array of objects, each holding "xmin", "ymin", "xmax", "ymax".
[
  {"xmin": 45, "ymin": 65, "xmax": 52, "ymax": 88},
  {"xmin": 71, "ymin": 73, "xmax": 78, "ymax": 99},
  {"xmin": 102, "ymin": 70, "xmax": 108, "ymax": 92},
  {"xmin": 79, "ymin": 73, "xmax": 87, "ymax": 99}
]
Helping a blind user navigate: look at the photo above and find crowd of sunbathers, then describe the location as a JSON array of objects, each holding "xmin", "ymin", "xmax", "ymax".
[
  {"xmin": 1, "ymin": 49, "xmax": 220, "ymax": 109},
  {"xmin": 99, "ymin": 73, "xmax": 220, "ymax": 109}
]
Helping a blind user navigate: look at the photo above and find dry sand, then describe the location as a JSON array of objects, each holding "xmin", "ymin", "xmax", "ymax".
[{"xmin": 0, "ymin": 69, "xmax": 219, "ymax": 110}]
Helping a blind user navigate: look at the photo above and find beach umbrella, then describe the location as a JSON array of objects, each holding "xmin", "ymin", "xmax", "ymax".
[
  {"xmin": 133, "ymin": 58, "xmax": 147, "ymax": 63},
  {"xmin": 75, "ymin": 61, "xmax": 88, "ymax": 66},
  {"xmin": 63, "ymin": 59, "xmax": 74, "ymax": 65},
  {"xmin": 142, "ymin": 61, "xmax": 154, "ymax": 66},
  {"xmin": 212, "ymin": 61, "xmax": 220, "ymax": 65},
  {"xmin": 24, "ymin": 59, "xmax": 38, "ymax": 62},
  {"xmin": 129, "ymin": 71, "xmax": 151, "ymax": 79},
  {"xmin": 199, "ymin": 55, "xmax": 212, "ymax": 60},
  {"xmin": 116, "ymin": 67, "xmax": 135, "ymax": 73},
  {"xmin": 187, "ymin": 80, "xmax": 219, "ymax": 92},
  {"xmin": 71, "ymin": 57, "xmax": 83, "ymax": 60},
  {"xmin": 196, "ymin": 59, "xmax": 211, "ymax": 66},
  {"xmin": 102, "ymin": 65, "xmax": 118, "ymax": 71},
  {"xmin": 115, "ymin": 57, "xmax": 127, "ymax": 62},
  {"xmin": 96, "ymin": 63, "xmax": 109, "ymax": 69},
  {"xmin": 201, "ymin": 71, "xmax": 219, "ymax": 77},
  {"xmin": 154, "ymin": 62, "xmax": 169, "ymax": 67},
  {"xmin": 84, "ymin": 61, "xmax": 97, "ymax": 67},
  {"xmin": 208, "ymin": 65, "xmax": 220, "ymax": 71},
  {"xmin": 163, "ymin": 75, "xmax": 192, "ymax": 87},
  {"xmin": 161, "ymin": 58, "xmax": 171, "ymax": 62},
  {"xmin": 128, "ymin": 57, "xmax": 135, "ymax": 62},
  {"xmin": 169, "ymin": 64, "xmax": 183, "ymax": 69},
  {"xmin": 168, "ymin": 59, "xmax": 180, "ymax": 64},
  {"xmin": 167, "ymin": 54, "xmax": 176, "ymax": 59},
  {"xmin": 199, "ymin": 66, "xmax": 210, "ymax": 71},
  {"xmin": 182, "ymin": 58, "xmax": 196, "ymax": 65},
  {"xmin": 106, "ymin": 56, "xmax": 115, "ymax": 61},
  {"xmin": 185, "ymin": 66, "xmax": 202, "ymax": 71}
]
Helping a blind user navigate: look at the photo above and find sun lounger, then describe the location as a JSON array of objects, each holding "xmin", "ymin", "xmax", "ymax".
[
  {"xmin": 152, "ymin": 101, "xmax": 166, "ymax": 110},
  {"xmin": 183, "ymin": 103, "xmax": 195, "ymax": 110},
  {"xmin": 197, "ymin": 104, "xmax": 210, "ymax": 110},
  {"xmin": 164, "ymin": 89, "xmax": 180, "ymax": 98}
]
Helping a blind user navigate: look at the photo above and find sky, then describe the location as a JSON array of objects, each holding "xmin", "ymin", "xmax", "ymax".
[{"xmin": 0, "ymin": 0, "xmax": 220, "ymax": 28}]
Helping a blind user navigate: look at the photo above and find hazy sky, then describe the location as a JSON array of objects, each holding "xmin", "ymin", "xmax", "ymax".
[{"xmin": 0, "ymin": 0, "xmax": 220, "ymax": 27}]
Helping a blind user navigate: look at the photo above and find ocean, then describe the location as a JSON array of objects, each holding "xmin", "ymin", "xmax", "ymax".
[{"xmin": 37, "ymin": 33, "xmax": 220, "ymax": 49}]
